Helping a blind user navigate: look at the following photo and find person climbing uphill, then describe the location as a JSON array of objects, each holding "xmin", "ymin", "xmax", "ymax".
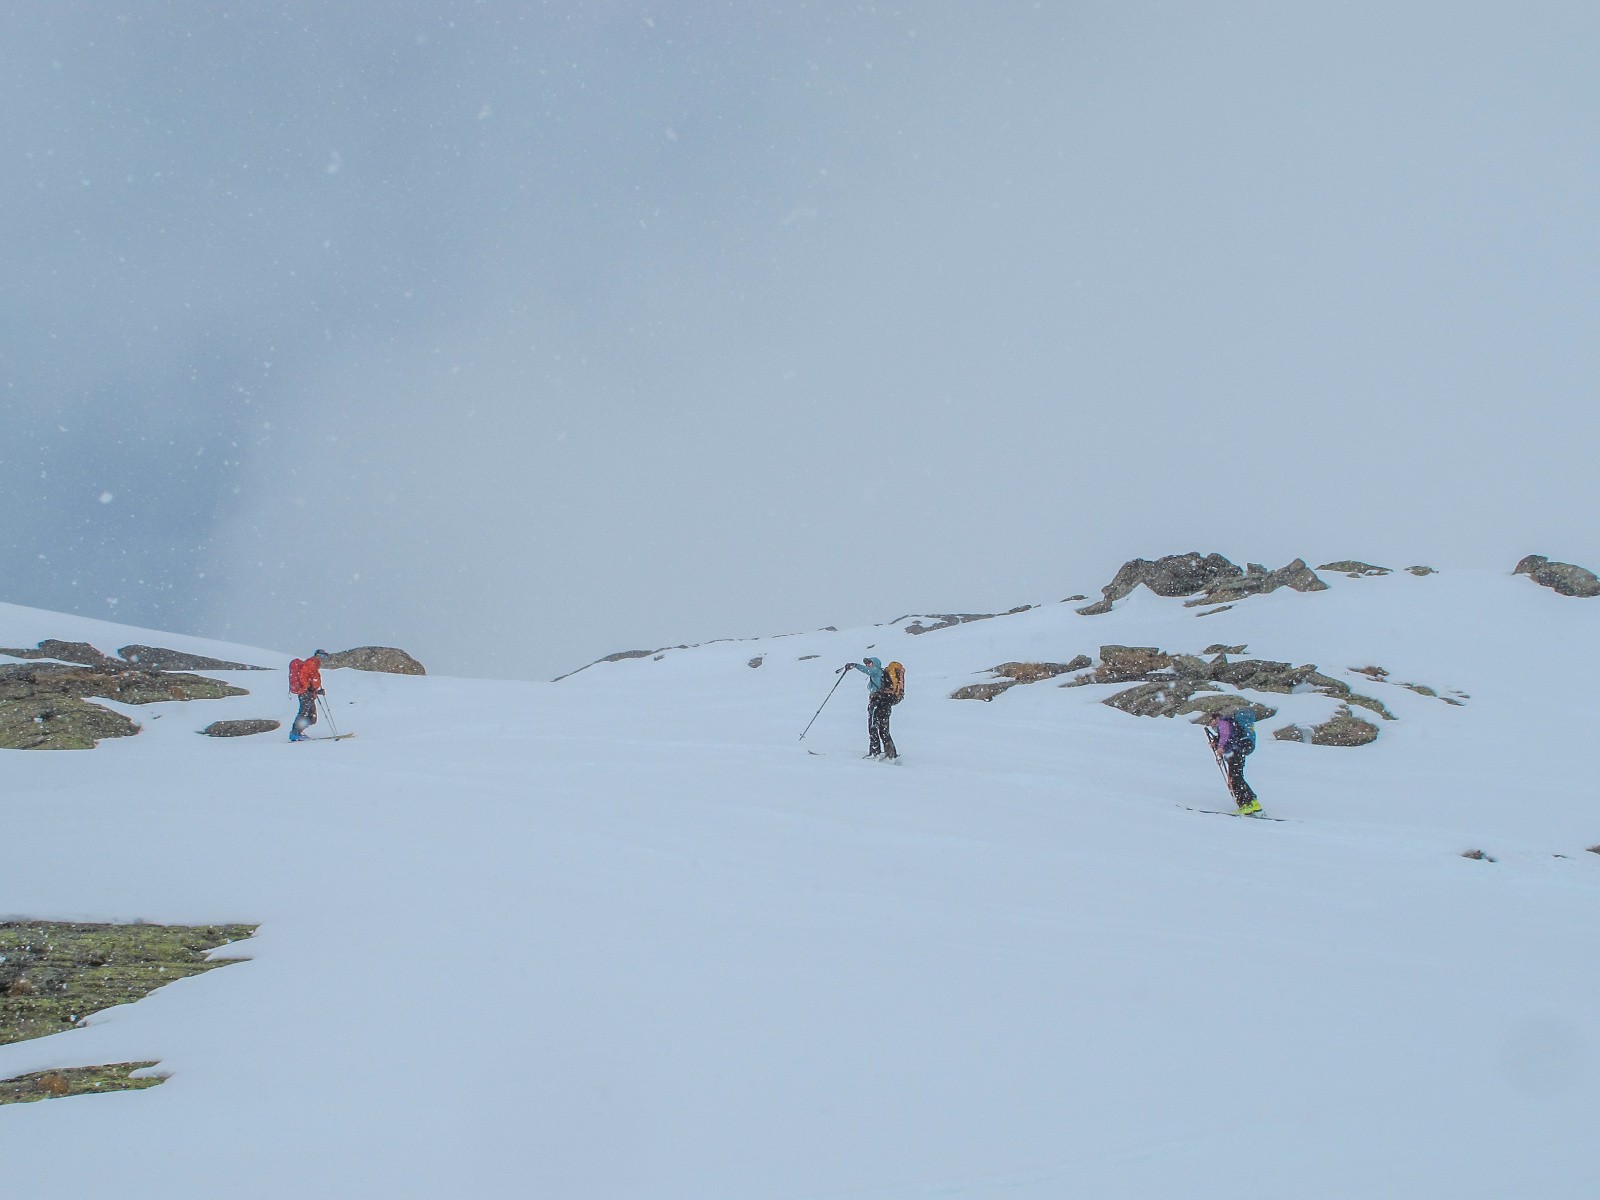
[
  {"xmin": 844, "ymin": 656, "xmax": 904, "ymax": 760},
  {"xmin": 288, "ymin": 650, "xmax": 328, "ymax": 742},
  {"xmin": 1204, "ymin": 708, "xmax": 1261, "ymax": 814}
]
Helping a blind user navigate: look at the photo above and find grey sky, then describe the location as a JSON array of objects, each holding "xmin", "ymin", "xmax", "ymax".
[{"xmin": 5, "ymin": 3, "xmax": 1597, "ymax": 678}]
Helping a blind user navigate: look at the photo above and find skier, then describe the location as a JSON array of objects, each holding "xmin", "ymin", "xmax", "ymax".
[
  {"xmin": 1205, "ymin": 708, "xmax": 1261, "ymax": 814},
  {"xmin": 844, "ymin": 656, "xmax": 902, "ymax": 760},
  {"xmin": 288, "ymin": 650, "xmax": 328, "ymax": 742}
]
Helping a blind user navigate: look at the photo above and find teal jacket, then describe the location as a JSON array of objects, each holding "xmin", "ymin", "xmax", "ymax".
[{"xmin": 849, "ymin": 657, "xmax": 885, "ymax": 693}]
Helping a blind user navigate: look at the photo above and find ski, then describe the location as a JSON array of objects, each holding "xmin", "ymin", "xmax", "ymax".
[
  {"xmin": 1180, "ymin": 804, "xmax": 1285, "ymax": 822},
  {"xmin": 298, "ymin": 733, "xmax": 355, "ymax": 742}
]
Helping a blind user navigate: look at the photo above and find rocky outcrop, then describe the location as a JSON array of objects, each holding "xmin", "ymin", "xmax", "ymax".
[
  {"xmin": 1104, "ymin": 681, "xmax": 1222, "ymax": 718},
  {"xmin": 1318, "ymin": 561, "xmax": 1390, "ymax": 577},
  {"xmin": 0, "ymin": 697, "xmax": 139, "ymax": 750},
  {"xmin": 949, "ymin": 657, "xmax": 1092, "ymax": 701},
  {"xmin": 1513, "ymin": 555, "xmax": 1600, "ymax": 598},
  {"xmin": 1190, "ymin": 559, "xmax": 1327, "ymax": 606},
  {"xmin": 1076, "ymin": 553, "xmax": 1329, "ymax": 615},
  {"xmin": 1272, "ymin": 705, "xmax": 1380, "ymax": 747},
  {"xmin": 119, "ymin": 645, "xmax": 266, "ymax": 671},
  {"xmin": 1076, "ymin": 554, "xmax": 1244, "ymax": 615},
  {"xmin": 0, "ymin": 640, "xmax": 123, "ymax": 669},
  {"xmin": 0, "ymin": 663, "xmax": 246, "ymax": 706},
  {"xmin": 199, "ymin": 719, "xmax": 280, "ymax": 738},
  {"xmin": 900, "ymin": 606, "xmax": 1035, "ymax": 636},
  {"xmin": 320, "ymin": 647, "xmax": 426, "ymax": 675},
  {"xmin": 0, "ymin": 662, "xmax": 248, "ymax": 750}
]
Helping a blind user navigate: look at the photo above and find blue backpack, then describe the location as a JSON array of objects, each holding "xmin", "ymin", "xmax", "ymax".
[{"xmin": 1228, "ymin": 709, "xmax": 1258, "ymax": 755}]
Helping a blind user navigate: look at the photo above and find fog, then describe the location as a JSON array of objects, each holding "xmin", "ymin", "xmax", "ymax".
[{"xmin": 5, "ymin": 3, "xmax": 1596, "ymax": 678}]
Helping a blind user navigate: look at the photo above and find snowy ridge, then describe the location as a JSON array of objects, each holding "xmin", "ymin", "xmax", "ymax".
[{"xmin": 1, "ymin": 568, "xmax": 1597, "ymax": 1198}]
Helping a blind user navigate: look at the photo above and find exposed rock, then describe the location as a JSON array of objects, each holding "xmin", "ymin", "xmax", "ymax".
[
  {"xmin": 1460, "ymin": 849, "xmax": 1496, "ymax": 863},
  {"xmin": 1076, "ymin": 553, "xmax": 1244, "ymax": 615},
  {"xmin": 901, "ymin": 606, "xmax": 1034, "ymax": 635},
  {"xmin": 747, "ymin": 656, "xmax": 763, "ymax": 669},
  {"xmin": 0, "ymin": 697, "xmax": 139, "ymax": 750},
  {"xmin": 1513, "ymin": 554, "xmax": 1600, "ymax": 598},
  {"xmin": 1344, "ymin": 692, "xmax": 1397, "ymax": 721},
  {"xmin": 1092, "ymin": 645, "xmax": 1173, "ymax": 683},
  {"xmin": 119, "ymin": 645, "xmax": 266, "ymax": 671},
  {"xmin": 1203, "ymin": 644, "xmax": 1248, "ymax": 656},
  {"xmin": 1291, "ymin": 705, "xmax": 1380, "ymax": 747},
  {"xmin": 1318, "ymin": 560, "xmax": 1390, "ymax": 577},
  {"xmin": 199, "ymin": 719, "xmax": 281, "ymax": 738},
  {"xmin": 949, "ymin": 682, "xmax": 1013, "ymax": 702},
  {"xmin": 1103, "ymin": 680, "xmax": 1221, "ymax": 718},
  {"xmin": 320, "ymin": 647, "xmax": 426, "ymax": 675},
  {"xmin": 997, "ymin": 659, "xmax": 1091, "ymax": 683},
  {"xmin": 1179, "ymin": 695, "xmax": 1277, "ymax": 721},
  {"xmin": 0, "ymin": 663, "xmax": 246, "ymax": 706},
  {"xmin": 0, "ymin": 662, "xmax": 246, "ymax": 750},
  {"xmin": 0, "ymin": 640, "xmax": 123, "ymax": 669},
  {"xmin": 1188, "ymin": 559, "xmax": 1328, "ymax": 606},
  {"xmin": 950, "ymin": 658, "xmax": 1092, "ymax": 701},
  {"xmin": 1407, "ymin": 565, "xmax": 1436, "ymax": 576},
  {"xmin": 798, "ymin": 655, "xmax": 819, "ymax": 662}
]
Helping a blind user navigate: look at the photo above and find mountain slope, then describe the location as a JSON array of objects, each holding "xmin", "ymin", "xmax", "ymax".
[{"xmin": 0, "ymin": 569, "xmax": 1595, "ymax": 1199}]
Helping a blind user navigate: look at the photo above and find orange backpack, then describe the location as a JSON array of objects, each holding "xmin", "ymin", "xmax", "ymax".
[
  {"xmin": 288, "ymin": 658, "xmax": 309, "ymax": 695},
  {"xmin": 883, "ymin": 661, "xmax": 906, "ymax": 704}
]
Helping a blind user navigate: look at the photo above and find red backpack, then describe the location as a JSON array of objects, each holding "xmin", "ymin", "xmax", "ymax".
[{"xmin": 288, "ymin": 658, "xmax": 309, "ymax": 695}]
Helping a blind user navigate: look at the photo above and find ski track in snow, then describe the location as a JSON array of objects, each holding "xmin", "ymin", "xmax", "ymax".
[{"xmin": 0, "ymin": 570, "xmax": 1596, "ymax": 1199}]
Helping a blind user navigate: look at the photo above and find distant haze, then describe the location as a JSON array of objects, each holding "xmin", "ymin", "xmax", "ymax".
[{"xmin": 5, "ymin": 3, "xmax": 1597, "ymax": 678}]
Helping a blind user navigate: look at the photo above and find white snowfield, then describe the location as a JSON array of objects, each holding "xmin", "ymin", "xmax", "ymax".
[{"xmin": 0, "ymin": 571, "xmax": 1596, "ymax": 1199}]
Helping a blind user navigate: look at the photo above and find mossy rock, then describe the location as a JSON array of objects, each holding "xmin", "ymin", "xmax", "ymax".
[
  {"xmin": 199, "ymin": 719, "xmax": 281, "ymax": 737},
  {"xmin": 1344, "ymin": 692, "xmax": 1396, "ymax": 721},
  {"xmin": 0, "ymin": 663, "xmax": 247, "ymax": 706},
  {"xmin": 1179, "ymin": 696, "xmax": 1277, "ymax": 721},
  {"xmin": 1289, "ymin": 705, "xmax": 1380, "ymax": 746},
  {"xmin": 1103, "ymin": 680, "xmax": 1220, "ymax": 718},
  {"xmin": 1094, "ymin": 645, "xmax": 1172, "ymax": 682},
  {"xmin": 0, "ymin": 696, "xmax": 139, "ymax": 750},
  {"xmin": 994, "ymin": 659, "xmax": 1091, "ymax": 683},
  {"xmin": 0, "ymin": 1062, "xmax": 163, "ymax": 1105},
  {"xmin": 0, "ymin": 921, "xmax": 255, "ymax": 1048}
]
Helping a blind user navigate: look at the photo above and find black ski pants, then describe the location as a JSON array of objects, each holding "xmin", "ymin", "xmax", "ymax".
[
  {"xmin": 291, "ymin": 691, "xmax": 319, "ymax": 737},
  {"xmin": 1224, "ymin": 750, "xmax": 1256, "ymax": 807},
  {"xmin": 868, "ymin": 692, "xmax": 898, "ymax": 758}
]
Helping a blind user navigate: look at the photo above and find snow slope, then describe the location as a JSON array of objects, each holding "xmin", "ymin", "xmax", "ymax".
[{"xmin": 0, "ymin": 569, "xmax": 1596, "ymax": 1199}]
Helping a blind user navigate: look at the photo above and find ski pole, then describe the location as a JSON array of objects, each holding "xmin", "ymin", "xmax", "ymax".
[
  {"xmin": 318, "ymin": 693, "xmax": 340, "ymax": 736},
  {"xmin": 799, "ymin": 667, "xmax": 850, "ymax": 742},
  {"xmin": 1205, "ymin": 726, "xmax": 1234, "ymax": 801}
]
